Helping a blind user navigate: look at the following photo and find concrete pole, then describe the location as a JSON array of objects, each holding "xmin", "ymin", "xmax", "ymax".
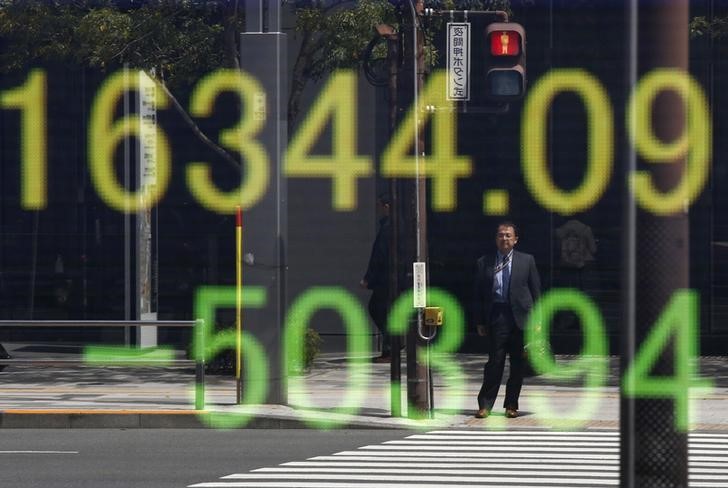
[
  {"xmin": 621, "ymin": 1, "xmax": 689, "ymax": 486},
  {"xmin": 399, "ymin": 0, "xmax": 431, "ymax": 417}
]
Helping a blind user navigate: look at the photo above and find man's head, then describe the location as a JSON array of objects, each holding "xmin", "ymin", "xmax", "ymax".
[{"xmin": 495, "ymin": 221, "xmax": 518, "ymax": 255}]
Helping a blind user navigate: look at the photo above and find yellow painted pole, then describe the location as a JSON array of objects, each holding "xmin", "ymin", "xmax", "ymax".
[{"xmin": 235, "ymin": 206, "xmax": 242, "ymax": 404}]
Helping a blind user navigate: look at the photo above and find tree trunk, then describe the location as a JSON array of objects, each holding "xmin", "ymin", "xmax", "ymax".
[
  {"xmin": 288, "ymin": 30, "xmax": 318, "ymax": 133},
  {"xmin": 156, "ymin": 78, "xmax": 241, "ymax": 171}
]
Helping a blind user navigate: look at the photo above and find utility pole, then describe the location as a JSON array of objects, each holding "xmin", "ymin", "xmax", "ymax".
[
  {"xmin": 622, "ymin": 1, "xmax": 691, "ymax": 486},
  {"xmin": 395, "ymin": 0, "xmax": 431, "ymax": 417},
  {"xmin": 387, "ymin": 3, "xmax": 519, "ymax": 419}
]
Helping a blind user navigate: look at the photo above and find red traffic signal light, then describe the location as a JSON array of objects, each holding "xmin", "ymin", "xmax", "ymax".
[
  {"xmin": 490, "ymin": 29, "xmax": 521, "ymax": 56},
  {"xmin": 485, "ymin": 23, "xmax": 526, "ymax": 100}
]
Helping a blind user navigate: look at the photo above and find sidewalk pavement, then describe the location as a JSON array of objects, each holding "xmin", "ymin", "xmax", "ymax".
[{"xmin": 1, "ymin": 343, "xmax": 727, "ymax": 430}]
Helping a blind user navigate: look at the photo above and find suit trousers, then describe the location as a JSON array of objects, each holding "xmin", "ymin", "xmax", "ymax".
[
  {"xmin": 368, "ymin": 288, "xmax": 391, "ymax": 356},
  {"xmin": 477, "ymin": 304, "xmax": 525, "ymax": 411}
]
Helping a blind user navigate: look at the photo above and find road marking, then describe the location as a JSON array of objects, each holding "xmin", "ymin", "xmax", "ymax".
[
  {"xmin": 361, "ymin": 444, "xmax": 619, "ymax": 452},
  {"xmin": 190, "ymin": 482, "xmax": 619, "ymax": 487},
  {"xmin": 0, "ymin": 450, "xmax": 78, "ymax": 454},
  {"xmin": 334, "ymin": 450, "xmax": 618, "ymax": 458},
  {"xmin": 428, "ymin": 430, "xmax": 619, "ymax": 436},
  {"xmin": 312, "ymin": 454, "xmax": 620, "ymax": 463},
  {"xmin": 283, "ymin": 461, "xmax": 620, "ymax": 470},
  {"xmin": 387, "ymin": 439, "xmax": 620, "ymax": 446},
  {"xmin": 408, "ymin": 434, "xmax": 620, "ymax": 441},
  {"xmin": 253, "ymin": 467, "xmax": 618, "ymax": 477},
  {"xmin": 221, "ymin": 473, "xmax": 618, "ymax": 483},
  {"xmin": 188, "ymin": 429, "xmax": 728, "ymax": 488}
]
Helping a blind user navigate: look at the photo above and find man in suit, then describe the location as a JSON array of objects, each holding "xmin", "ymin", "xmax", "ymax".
[
  {"xmin": 360, "ymin": 194, "xmax": 392, "ymax": 362},
  {"xmin": 473, "ymin": 222, "xmax": 541, "ymax": 419}
]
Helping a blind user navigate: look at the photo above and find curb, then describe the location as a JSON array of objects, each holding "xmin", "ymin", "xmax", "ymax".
[
  {"xmin": 0, "ymin": 409, "xmax": 407, "ymax": 429},
  {"xmin": 3, "ymin": 410, "xmax": 727, "ymax": 431}
]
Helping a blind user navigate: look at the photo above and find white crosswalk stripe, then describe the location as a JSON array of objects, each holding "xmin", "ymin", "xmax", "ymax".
[{"xmin": 188, "ymin": 430, "xmax": 728, "ymax": 488}]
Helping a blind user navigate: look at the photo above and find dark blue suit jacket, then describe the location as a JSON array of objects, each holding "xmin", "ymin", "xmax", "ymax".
[{"xmin": 473, "ymin": 250, "xmax": 541, "ymax": 330}]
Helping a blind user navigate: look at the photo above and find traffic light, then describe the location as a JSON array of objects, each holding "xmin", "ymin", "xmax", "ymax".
[{"xmin": 484, "ymin": 23, "xmax": 526, "ymax": 100}]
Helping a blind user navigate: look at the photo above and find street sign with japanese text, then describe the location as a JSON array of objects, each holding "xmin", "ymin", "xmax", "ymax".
[{"xmin": 447, "ymin": 22, "xmax": 470, "ymax": 101}]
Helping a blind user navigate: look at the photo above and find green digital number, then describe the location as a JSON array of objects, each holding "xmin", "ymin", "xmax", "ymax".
[
  {"xmin": 387, "ymin": 288, "xmax": 467, "ymax": 424},
  {"xmin": 623, "ymin": 289, "xmax": 713, "ymax": 431},
  {"xmin": 284, "ymin": 287, "xmax": 371, "ymax": 429},
  {"xmin": 84, "ymin": 346, "xmax": 175, "ymax": 366},
  {"xmin": 193, "ymin": 285, "xmax": 269, "ymax": 428},
  {"xmin": 525, "ymin": 288, "xmax": 609, "ymax": 429}
]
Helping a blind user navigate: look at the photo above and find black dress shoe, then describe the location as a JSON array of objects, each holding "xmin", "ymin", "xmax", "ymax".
[{"xmin": 505, "ymin": 408, "xmax": 518, "ymax": 418}]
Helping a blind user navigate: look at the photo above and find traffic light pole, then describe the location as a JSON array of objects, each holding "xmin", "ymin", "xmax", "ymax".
[
  {"xmin": 423, "ymin": 8, "xmax": 508, "ymax": 21},
  {"xmin": 422, "ymin": 9, "xmax": 519, "ymax": 113},
  {"xmin": 391, "ymin": 5, "xmax": 526, "ymax": 417},
  {"xmin": 398, "ymin": 0, "xmax": 431, "ymax": 417}
]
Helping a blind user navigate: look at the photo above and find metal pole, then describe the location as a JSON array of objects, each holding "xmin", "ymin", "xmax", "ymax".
[
  {"xmin": 195, "ymin": 318, "xmax": 206, "ymax": 410},
  {"xmin": 235, "ymin": 206, "xmax": 243, "ymax": 404},
  {"xmin": 268, "ymin": 0, "xmax": 281, "ymax": 33},
  {"xmin": 123, "ymin": 66, "xmax": 132, "ymax": 345},
  {"xmin": 28, "ymin": 211, "xmax": 39, "ymax": 319},
  {"xmin": 245, "ymin": 0, "xmax": 263, "ymax": 33},
  {"xmin": 622, "ymin": 0, "xmax": 638, "ymax": 483}
]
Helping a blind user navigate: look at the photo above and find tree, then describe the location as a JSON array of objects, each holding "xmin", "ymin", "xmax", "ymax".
[
  {"xmin": 0, "ymin": 0, "xmax": 511, "ymax": 163},
  {"xmin": 0, "ymin": 0, "xmax": 244, "ymax": 168},
  {"xmin": 288, "ymin": 0, "xmax": 396, "ymax": 131},
  {"xmin": 691, "ymin": 15, "xmax": 728, "ymax": 39}
]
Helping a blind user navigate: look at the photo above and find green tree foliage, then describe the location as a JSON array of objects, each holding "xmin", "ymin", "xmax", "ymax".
[
  {"xmin": 289, "ymin": 0, "xmax": 397, "ymax": 126},
  {"xmin": 690, "ymin": 15, "xmax": 728, "ymax": 39},
  {"xmin": 0, "ymin": 1, "xmax": 238, "ymax": 88},
  {"xmin": 288, "ymin": 0, "xmax": 510, "ymax": 125},
  {"xmin": 1, "ymin": 1, "xmax": 241, "ymax": 169},
  {"xmin": 293, "ymin": 0, "xmax": 396, "ymax": 80},
  {"xmin": 0, "ymin": 0, "xmax": 512, "ymax": 152}
]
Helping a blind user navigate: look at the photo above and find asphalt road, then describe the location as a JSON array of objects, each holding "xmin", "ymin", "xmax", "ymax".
[
  {"xmin": 4, "ymin": 427, "xmax": 727, "ymax": 487},
  {"xmin": 0, "ymin": 429, "xmax": 410, "ymax": 488}
]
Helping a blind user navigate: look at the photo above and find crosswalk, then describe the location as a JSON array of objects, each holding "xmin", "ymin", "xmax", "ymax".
[{"xmin": 188, "ymin": 429, "xmax": 728, "ymax": 488}]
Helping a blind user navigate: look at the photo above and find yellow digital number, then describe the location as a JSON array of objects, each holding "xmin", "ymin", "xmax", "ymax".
[
  {"xmin": 381, "ymin": 70, "xmax": 472, "ymax": 212},
  {"xmin": 285, "ymin": 70, "xmax": 373, "ymax": 211},
  {"xmin": 0, "ymin": 70, "xmax": 47, "ymax": 210},
  {"xmin": 522, "ymin": 69, "xmax": 613, "ymax": 215},
  {"xmin": 88, "ymin": 70, "xmax": 171, "ymax": 213},
  {"xmin": 186, "ymin": 70, "xmax": 269, "ymax": 213},
  {"xmin": 627, "ymin": 69, "xmax": 711, "ymax": 215}
]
